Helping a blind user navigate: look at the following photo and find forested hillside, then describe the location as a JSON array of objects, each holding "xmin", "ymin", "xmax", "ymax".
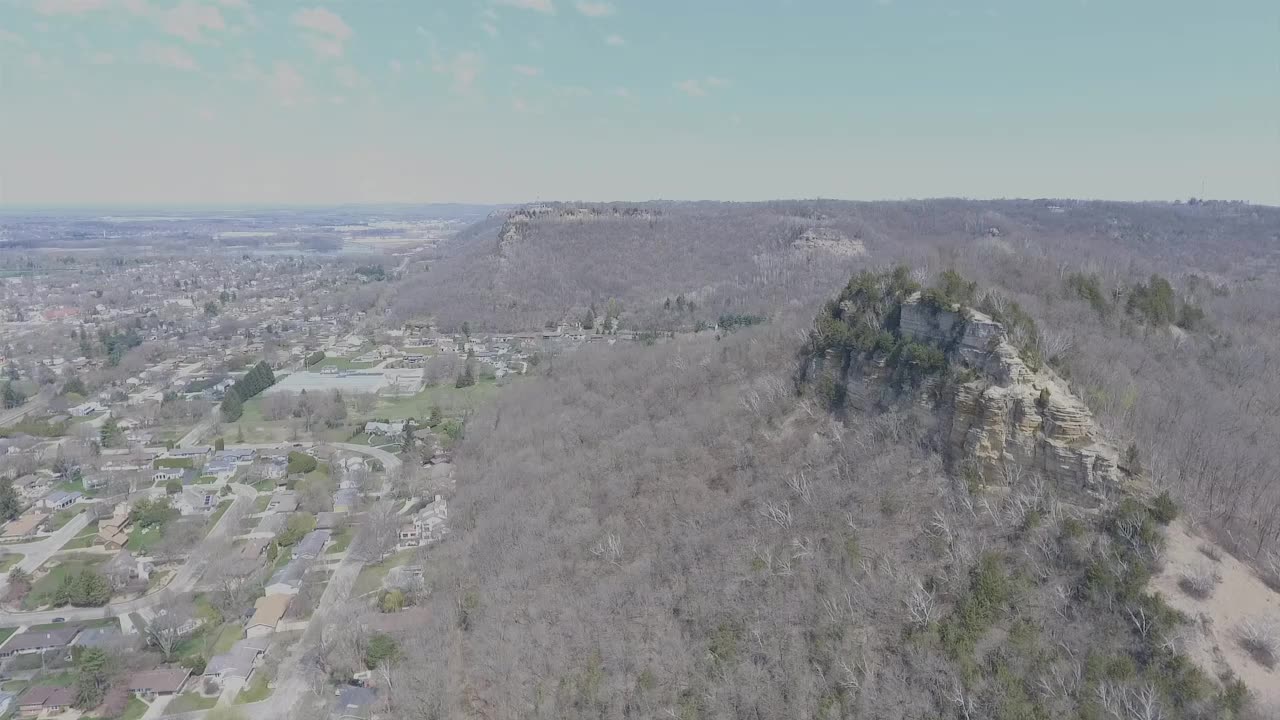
[
  {"xmin": 377, "ymin": 298, "xmax": 1272, "ymax": 719},
  {"xmin": 365, "ymin": 200, "xmax": 1280, "ymax": 719}
]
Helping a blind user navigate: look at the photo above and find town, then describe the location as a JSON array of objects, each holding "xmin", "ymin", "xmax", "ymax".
[{"xmin": 0, "ymin": 209, "xmax": 649, "ymax": 720}]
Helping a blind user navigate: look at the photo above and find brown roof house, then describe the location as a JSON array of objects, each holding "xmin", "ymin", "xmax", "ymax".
[
  {"xmin": 127, "ymin": 668, "xmax": 191, "ymax": 698},
  {"xmin": 97, "ymin": 503, "xmax": 132, "ymax": 549},
  {"xmin": 17, "ymin": 686, "xmax": 75, "ymax": 717},
  {"xmin": 246, "ymin": 594, "xmax": 291, "ymax": 638}
]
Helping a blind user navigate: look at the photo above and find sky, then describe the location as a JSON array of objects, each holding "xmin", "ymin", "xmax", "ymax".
[{"xmin": 0, "ymin": 0, "xmax": 1277, "ymax": 206}]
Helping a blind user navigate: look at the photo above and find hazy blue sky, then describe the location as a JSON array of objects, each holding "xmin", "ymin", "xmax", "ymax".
[{"xmin": 1, "ymin": 0, "xmax": 1277, "ymax": 205}]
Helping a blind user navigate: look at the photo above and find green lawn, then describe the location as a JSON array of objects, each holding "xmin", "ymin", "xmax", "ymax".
[
  {"xmin": 353, "ymin": 549, "xmax": 416, "ymax": 596},
  {"xmin": 59, "ymin": 532, "xmax": 96, "ymax": 548},
  {"xmin": 208, "ymin": 500, "xmax": 233, "ymax": 527},
  {"xmin": 326, "ymin": 526, "xmax": 354, "ymax": 554},
  {"xmin": 45, "ymin": 508, "xmax": 83, "ymax": 531},
  {"xmin": 126, "ymin": 524, "xmax": 164, "ymax": 553},
  {"xmin": 120, "ymin": 696, "xmax": 148, "ymax": 720},
  {"xmin": 253, "ymin": 495, "xmax": 271, "ymax": 512},
  {"xmin": 211, "ymin": 621, "xmax": 242, "ymax": 654},
  {"xmin": 234, "ymin": 671, "xmax": 272, "ymax": 704},
  {"xmin": 24, "ymin": 555, "xmax": 108, "ymax": 609},
  {"xmin": 1, "ymin": 679, "xmax": 28, "ymax": 694},
  {"xmin": 0, "ymin": 627, "xmax": 16, "ymax": 645},
  {"xmin": 0, "ymin": 553, "xmax": 23, "ymax": 571},
  {"xmin": 363, "ymin": 379, "xmax": 501, "ymax": 423},
  {"xmin": 166, "ymin": 693, "xmax": 219, "ymax": 713},
  {"xmin": 28, "ymin": 617, "xmax": 117, "ymax": 632}
]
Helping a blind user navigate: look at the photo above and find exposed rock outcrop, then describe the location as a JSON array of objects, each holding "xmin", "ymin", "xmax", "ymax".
[{"xmin": 849, "ymin": 295, "xmax": 1125, "ymax": 504}]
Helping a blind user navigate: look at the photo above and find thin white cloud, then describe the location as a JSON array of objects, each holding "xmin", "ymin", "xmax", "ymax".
[
  {"xmin": 482, "ymin": 22, "xmax": 498, "ymax": 37},
  {"xmin": 604, "ymin": 33, "xmax": 624, "ymax": 46},
  {"xmin": 676, "ymin": 76, "xmax": 729, "ymax": 97},
  {"xmin": 611, "ymin": 86, "xmax": 629, "ymax": 98},
  {"xmin": 555, "ymin": 85, "xmax": 591, "ymax": 97},
  {"xmin": 292, "ymin": 7, "xmax": 352, "ymax": 58},
  {"xmin": 159, "ymin": 0, "xmax": 227, "ymax": 43},
  {"xmin": 575, "ymin": 1, "xmax": 615, "ymax": 17},
  {"xmin": 270, "ymin": 61, "xmax": 305, "ymax": 104},
  {"xmin": 512, "ymin": 98, "xmax": 528, "ymax": 113},
  {"xmin": 34, "ymin": 0, "xmax": 106, "ymax": 16},
  {"xmin": 335, "ymin": 64, "xmax": 361, "ymax": 88},
  {"xmin": 0, "ymin": 29, "xmax": 25, "ymax": 46},
  {"xmin": 388, "ymin": 59, "xmax": 403, "ymax": 74},
  {"xmin": 140, "ymin": 44, "xmax": 199, "ymax": 71},
  {"xmin": 89, "ymin": 51, "xmax": 115, "ymax": 65},
  {"xmin": 512, "ymin": 64, "xmax": 541, "ymax": 77},
  {"xmin": 496, "ymin": 0, "xmax": 554, "ymax": 14},
  {"xmin": 433, "ymin": 51, "xmax": 483, "ymax": 94},
  {"xmin": 675, "ymin": 79, "xmax": 705, "ymax": 97}
]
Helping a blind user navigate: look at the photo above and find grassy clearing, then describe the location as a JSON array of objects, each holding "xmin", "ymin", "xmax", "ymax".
[
  {"xmin": 0, "ymin": 626, "xmax": 16, "ymax": 645},
  {"xmin": 45, "ymin": 509, "xmax": 83, "ymax": 531},
  {"xmin": 253, "ymin": 495, "xmax": 271, "ymax": 512},
  {"xmin": 165, "ymin": 692, "xmax": 218, "ymax": 713},
  {"xmin": 362, "ymin": 379, "xmax": 501, "ymax": 423},
  {"xmin": 353, "ymin": 548, "xmax": 416, "ymax": 596},
  {"xmin": 234, "ymin": 671, "xmax": 271, "ymax": 704},
  {"xmin": 24, "ymin": 555, "xmax": 108, "ymax": 609},
  {"xmin": 126, "ymin": 524, "xmax": 163, "ymax": 553},
  {"xmin": 120, "ymin": 696, "xmax": 148, "ymax": 720},
  {"xmin": 0, "ymin": 553, "xmax": 23, "ymax": 572},
  {"xmin": 211, "ymin": 622, "xmax": 242, "ymax": 654},
  {"xmin": 326, "ymin": 526, "xmax": 354, "ymax": 554},
  {"xmin": 312, "ymin": 357, "xmax": 379, "ymax": 371},
  {"xmin": 208, "ymin": 500, "xmax": 232, "ymax": 527}
]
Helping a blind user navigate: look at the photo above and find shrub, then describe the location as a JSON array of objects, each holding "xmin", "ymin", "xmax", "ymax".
[
  {"xmin": 1176, "ymin": 566, "xmax": 1220, "ymax": 600},
  {"xmin": 1149, "ymin": 491, "xmax": 1178, "ymax": 525},
  {"xmin": 1238, "ymin": 618, "xmax": 1278, "ymax": 668}
]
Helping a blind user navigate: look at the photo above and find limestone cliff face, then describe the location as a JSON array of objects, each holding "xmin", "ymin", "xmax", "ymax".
[{"xmin": 893, "ymin": 296, "xmax": 1123, "ymax": 503}]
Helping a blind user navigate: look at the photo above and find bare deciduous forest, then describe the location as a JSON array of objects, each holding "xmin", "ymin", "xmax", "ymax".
[{"xmin": 364, "ymin": 199, "xmax": 1280, "ymax": 719}]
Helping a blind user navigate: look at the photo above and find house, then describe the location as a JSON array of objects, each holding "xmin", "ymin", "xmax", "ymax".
[
  {"xmin": 68, "ymin": 401, "xmax": 105, "ymax": 417},
  {"xmin": 293, "ymin": 529, "xmax": 330, "ymax": 560},
  {"xmin": 153, "ymin": 467, "xmax": 198, "ymax": 484},
  {"xmin": 333, "ymin": 489, "xmax": 358, "ymax": 513},
  {"xmin": 262, "ymin": 457, "xmax": 287, "ymax": 481},
  {"xmin": 364, "ymin": 420, "xmax": 407, "ymax": 437},
  {"xmin": 266, "ymin": 490, "xmax": 298, "ymax": 514},
  {"xmin": 266, "ymin": 559, "xmax": 307, "ymax": 595},
  {"xmin": 163, "ymin": 446, "xmax": 212, "ymax": 462},
  {"xmin": 41, "ymin": 490, "xmax": 81, "ymax": 510},
  {"xmin": 204, "ymin": 458, "xmax": 237, "ymax": 479},
  {"xmin": 103, "ymin": 549, "xmax": 152, "ymax": 585},
  {"xmin": 333, "ymin": 685, "xmax": 378, "ymax": 720},
  {"xmin": 0, "ymin": 628, "xmax": 80, "ymax": 657},
  {"xmin": 238, "ymin": 537, "xmax": 271, "ymax": 562},
  {"xmin": 217, "ymin": 448, "xmax": 257, "ymax": 464},
  {"xmin": 246, "ymin": 594, "xmax": 292, "ymax": 638},
  {"xmin": 400, "ymin": 495, "xmax": 448, "ymax": 548},
  {"xmin": 315, "ymin": 511, "xmax": 345, "ymax": 531},
  {"xmin": 127, "ymin": 668, "xmax": 191, "ymax": 698},
  {"xmin": 2, "ymin": 512, "xmax": 47, "ymax": 539},
  {"xmin": 205, "ymin": 639, "xmax": 267, "ymax": 682},
  {"xmin": 177, "ymin": 487, "xmax": 217, "ymax": 515},
  {"xmin": 73, "ymin": 626, "xmax": 123, "ymax": 649},
  {"xmin": 97, "ymin": 503, "xmax": 132, "ymax": 549},
  {"xmin": 82, "ymin": 474, "xmax": 108, "ymax": 491},
  {"xmin": 17, "ymin": 686, "xmax": 75, "ymax": 717}
]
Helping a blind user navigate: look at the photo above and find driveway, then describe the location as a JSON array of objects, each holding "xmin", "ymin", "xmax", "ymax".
[{"xmin": 0, "ymin": 511, "xmax": 91, "ymax": 597}]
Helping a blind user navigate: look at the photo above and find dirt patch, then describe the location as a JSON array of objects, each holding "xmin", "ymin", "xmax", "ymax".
[{"xmin": 1150, "ymin": 520, "xmax": 1280, "ymax": 711}]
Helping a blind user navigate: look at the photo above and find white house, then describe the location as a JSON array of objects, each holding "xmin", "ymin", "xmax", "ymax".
[{"xmin": 176, "ymin": 487, "xmax": 217, "ymax": 515}]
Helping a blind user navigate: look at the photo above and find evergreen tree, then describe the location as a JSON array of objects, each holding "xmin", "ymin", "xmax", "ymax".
[
  {"xmin": 221, "ymin": 388, "xmax": 244, "ymax": 422},
  {"xmin": 0, "ymin": 479, "xmax": 21, "ymax": 521},
  {"xmin": 74, "ymin": 647, "xmax": 111, "ymax": 709},
  {"xmin": 1, "ymin": 382, "xmax": 25, "ymax": 409}
]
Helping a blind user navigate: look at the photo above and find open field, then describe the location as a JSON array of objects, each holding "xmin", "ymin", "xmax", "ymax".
[
  {"xmin": 166, "ymin": 692, "xmax": 218, "ymax": 713},
  {"xmin": 353, "ymin": 548, "xmax": 416, "ymax": 596}
]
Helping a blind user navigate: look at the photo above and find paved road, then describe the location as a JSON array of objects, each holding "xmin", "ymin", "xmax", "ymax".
[
  {"xmin": 0, "ymin": 484, "xmax": 255, "ymax": 625},
  {"xmin": 181, "ymin": 442, "xmax": 400, "ymax": 720},
  {"xmin": 0, "ymin": 511, "xmax": 92, "ymax": 597},
  {"xmin": 0, "ymin": 389, "xmax": 53, "ymax": 427}
]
